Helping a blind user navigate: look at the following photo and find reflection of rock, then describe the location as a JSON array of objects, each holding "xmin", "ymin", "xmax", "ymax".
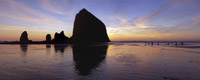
[
  {"xmin": 52, "ymin": 31, "xmax": 69, "ymax": 44},
  {"xmin": 20, "ymin": 44, "xmax": 28, "ymax": 57},
  {"xmin": 46, "ymin": 44, "xmax": 51, "ymax": 54},
  {"xmin": 46, "ymin": 34, "xmax": 51, "ymax": 43},
  {"xmin": 20, "ymin": 31, "xmax": 29, "ymax": 44},
  {"xmin": 72, "ymin": 43, "xmax": 108, "ymax": 76},
  {"xmin": 70, "ymin": 9, "xmax": 110, "ymax": 43},
  {"xmin": 46, "ymin": 44, "xmax": 51, "ymax": 48},
  {"xmin": 54, "ymin": 44, "xmax": 68, "ymax": 53}
]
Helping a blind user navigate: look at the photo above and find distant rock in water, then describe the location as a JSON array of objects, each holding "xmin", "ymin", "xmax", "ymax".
[
  {"xmin": 46, "ymin": 34, "xmax": 51, "ymax": 43},
  {"xmin": 52, "ymin": 31, "xmax": 69, "ymax": 44},
  {"xmin": 20, "ymin": 31, "xmax": 29, "ymax": 44},
  {"xmin": 70, "ymin": 8, "xmax": 110, "ymax": 43}
]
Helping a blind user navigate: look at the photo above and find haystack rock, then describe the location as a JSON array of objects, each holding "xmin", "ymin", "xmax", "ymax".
[
  {"xmin": 70, "ymin": 8, "xmax": 110, "ymax": 43},
  {"xmin": 46, "ymin": 34, "xmax": 51, "ymax": 43},
  {"xmin": 20, "ymin": 31, "xmax": 29, "ymax": 44},
  {"xmin": 52, "ymin": 31, "xmax": 69, "ymax": 44}
]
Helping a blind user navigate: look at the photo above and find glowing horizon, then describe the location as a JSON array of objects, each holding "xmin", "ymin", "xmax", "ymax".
[{"xmin": 0, "ymin": 0, "xmax": 200, "ymax": 41}]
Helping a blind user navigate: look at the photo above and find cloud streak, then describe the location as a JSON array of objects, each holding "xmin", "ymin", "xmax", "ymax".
[
  {"xmin": 38, "ymin": 0, "xmax": 77, "ymax": 17},
  {"xmin": 0, "ymin": 24, "xmax": 55, "ymax": 41},
  {"xmin": 0, "ymin": 0, "xmax": 200, "ymax": 41},
  {"xmin": 0, "ymin": 0, "xmax": 66, "ymax": 27},
  {"xmin": 38, "ymin": 0, "xmax": 67, "ymax": 14},
  {"xmin": 106, "ymin": 0, "xmax": 200, "ymax": 40}
]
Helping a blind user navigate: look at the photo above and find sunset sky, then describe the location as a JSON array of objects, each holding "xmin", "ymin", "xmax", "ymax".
[{"xmin": 0, "ymin": 0, "xmax": 200, "ymax": 41}]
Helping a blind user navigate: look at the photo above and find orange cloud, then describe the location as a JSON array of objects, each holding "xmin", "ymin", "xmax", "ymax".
[{"xmin": 0, "ymin": 25, "xmax": 56, "ymax": 41}]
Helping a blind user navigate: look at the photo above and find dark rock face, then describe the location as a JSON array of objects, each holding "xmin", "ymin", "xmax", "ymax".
[
  {"xmin": 46, "ymin": 34, "xmax": 51, "ymax": 43},
  {"xmin": 70, "ymin": 9, "xmax": 110, "ymax": 43},
  {"xmin": 20, "ymin": 31, "xmax": 29, "ymax": 44},
  {"xmin": 52, "ymin": 31, "xmax": 69, "ymax": 44}
]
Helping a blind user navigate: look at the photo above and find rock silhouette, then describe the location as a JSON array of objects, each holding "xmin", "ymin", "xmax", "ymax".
[
  {"xmin": 70, "ymin": 8, "xmax": 110, "ymax": 43},
  {"xmin": 16, "ymin": 9, "xmax": 111, "ymax": 44},
  {"xmin": 46, "ymin": 34, "xmax": 51, "ymax": 43},
  {"xmin": 20, "ymin": 31, "xmax": 29, "ymax": 44},
  {"xmin": 52, "ymin": 31, "xmax": 69, "ymax": 44}
]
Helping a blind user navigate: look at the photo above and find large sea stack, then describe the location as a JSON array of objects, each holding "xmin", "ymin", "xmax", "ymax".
[
  {"xmin": 20, "ymin": 31, "xmax": 29, "ymax": 44},
  {"xmin": 70, "ymin": 9, "xmax": 110, "ymax": 43},
  {"xmin": 52, "ymin": 31, "xmax": 69, "ymax": 44}
]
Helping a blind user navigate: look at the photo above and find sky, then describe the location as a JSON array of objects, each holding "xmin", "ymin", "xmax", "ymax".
[{"xmin": 0, "ymin": 0, "xmax": 200, "ymax": 41}]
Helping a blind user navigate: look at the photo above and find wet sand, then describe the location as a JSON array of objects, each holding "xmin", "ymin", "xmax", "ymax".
[{"xmin": 0, "ymin": 42, "xmax": 200, "ymax": 80}]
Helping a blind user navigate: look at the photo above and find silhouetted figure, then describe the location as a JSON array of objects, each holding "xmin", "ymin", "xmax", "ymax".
[
  {"xmin": 20, "ymin": 44, "xmax": 28, "ymax": 57},
  {"xmin": 175, "ymin": 42, "xmax": 178, "ymax": 46},
  {"xmin": 157, "ymin": 42, "xmax": 160, "ymax": 46},
  {"xmin": 167, "ymin": 42, "xmax": 170, "ymax": 45},
  {"xmin": 70, "ymin": 8, "xmax": 110, "ymax": 43},
  {"xmin": 181, "ymin": 42, "xmax": 184, "ymax": 45},
  {"xmin": 52, "ymin": 31, "xmax": 69, "ymax": 44},
  {"xmin": 20, "ymin": 31, "xmax": 29, "ymax": 44},
  {"xmin": 46, "ymin": 34, "xmax": 51, "ymax": 43},
  {"xmin": 72, "ymin": 43, "xmax": 108, "ymax": 76}
]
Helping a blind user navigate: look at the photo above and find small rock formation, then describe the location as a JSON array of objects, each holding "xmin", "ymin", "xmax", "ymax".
[
  {"xmin": 70, "ymin": 8, "xmax": 110, "ymax": 43},
  {"xmin": 52, "ymin": 31, "xmax": 69, "ymax": 44},
  {"xmin": 46, "ymin": 34, "xmax": 51, "ymax": 43},
  {"xmin": 20, "ymin": 31, "xmax": 29, "ymax": 44}
]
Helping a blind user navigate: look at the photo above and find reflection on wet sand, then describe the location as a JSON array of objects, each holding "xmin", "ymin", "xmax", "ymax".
[
  {"xmin": 46, "ymin": 44, "xmax": 51, "ymax": 48},
  {"xmin": 53, "ymin": 44, "xmax": 69, "ymax": 58},
  {"xmin": 20, "ymin": 44, "xmax": 28, "ymax": 57},
  {"xmin": 54, "ymin": 44, "xmax": 68, "ymax": 53},
  {"xmin": 72, "ymin": 43, "xmax": 108, "ymax": 76},
  {"xmin": 46, "ymin": 44, "xmax": 51, "ymax": 54},
  {"xmin": 1, "ymin": 43, "xmax": 200, "ymax": 80}
]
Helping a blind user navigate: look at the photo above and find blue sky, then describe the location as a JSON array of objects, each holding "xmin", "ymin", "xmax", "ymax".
[{"xmin": 0, "ymin": 0, "xmax": 200, "ymax": 41}]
